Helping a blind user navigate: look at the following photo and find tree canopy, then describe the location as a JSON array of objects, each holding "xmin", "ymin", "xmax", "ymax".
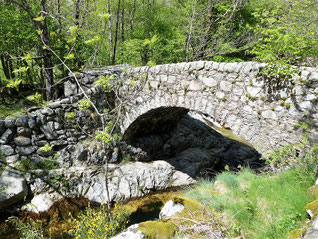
[{"xmin": 0, "ymin": 0, "xmax": 317, "ymax": 101}]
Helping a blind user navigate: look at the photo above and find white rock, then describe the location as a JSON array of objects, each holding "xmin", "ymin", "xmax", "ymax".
[
  {"xmin": 309, "ymin": 72, "xmax": 318, "ymax": 81},
  {"xmin": 216, "ymin": 92, "xmax": 225, "ymax": 99},
  {"xmin": 189, "ymin": 81, "xmax": 202, "ymax": 91},
  {"xmin": 262, "ymin": 110, "xmax": 277, "ymax": 120},
  {"xmin": 0, "ymin": 169, "xmax": 28, "ymax": 209},
  {"xmin": 111, "ymin": 224, "xmax": 145, "ymax": 239},
  {"xmin": 159, "ymin": 200, "xmax": 184, "ymax": 219},
  {"xmin": 201, "ymin": 76, "xmax": 218, "ymax": 87},
  {"xmin": 247, "ymin": 86, "xmax": 261, "ymax": 97},
  {"xmin": 299, "ymin": 101, "xmax": 313, "ymax": 111},
  {"xmin": 23, "ymin": 192, "xmax": 63, "ymax": 213},
  {"xmin": 220, "ymin": 81, "xmax": 232, "ymax": 92}
]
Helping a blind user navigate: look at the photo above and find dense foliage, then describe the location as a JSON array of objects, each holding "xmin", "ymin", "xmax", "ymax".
[{"xmin": 0, "ymin": 0, "xmax": 317, "ymax": 101}]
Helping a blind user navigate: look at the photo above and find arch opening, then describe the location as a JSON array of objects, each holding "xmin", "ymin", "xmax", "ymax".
[{"xmin": 123, "ymin": 107, "xmax": 262, "ymax": 178}]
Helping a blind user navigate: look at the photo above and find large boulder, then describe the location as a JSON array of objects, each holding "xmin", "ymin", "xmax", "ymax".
[
  {"xmin": 82, "ymin": 161, "xmax": 195, "ymax": 203},
  {"xmin": 27, "ymin": 160, "xmax": 195, "ymax": 209},
  {"xmin": 0, "ymin": 169, "xmax": 28, "ymax": 209}
]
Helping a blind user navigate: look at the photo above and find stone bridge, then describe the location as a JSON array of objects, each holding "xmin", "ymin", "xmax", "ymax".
[
  {"xmin": 1, "ymin": 61, "xmax": 318, "ymax": 210},
  {"xmin": 119, "ymin": 61, "xmax": 318, "ymax": 153}
]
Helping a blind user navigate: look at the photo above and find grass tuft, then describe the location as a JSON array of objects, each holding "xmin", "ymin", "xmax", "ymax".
[{"xmin": 184, "ymin": 166, "xmax": 315, "ymax": 238}]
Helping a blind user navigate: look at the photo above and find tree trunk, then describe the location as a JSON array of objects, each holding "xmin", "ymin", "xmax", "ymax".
[
  {"xmin": 186, "ymin": 0, "xmax": 197, "ymax": 62},
  {"xmin": 112, "ymin": 0, "xmax": 121, "ymax": 64},
  {"xmin": 40, "ymin": 0, "xmax": 54, "ymax": 100},
  {"xmin": 197, "ymin": 0, "xmax": 213, "ymax": 59},
  {"xmin": 129, "ymin": 0, "xmax": 136, "ymax": 31},
  {"xmin": 121, "ymin": 0, "xmax": 125, "ymax": 43},
  {"xmin": 0, "ymin": 54, "xmax": 14, "ymax": 79},
  {"xmin": 6, "ymin": 0, "xmax": 55, "ymax": 100},
  {"xmin": 108, "ymin": 0, "xmax": 113, "ymax": 63}
]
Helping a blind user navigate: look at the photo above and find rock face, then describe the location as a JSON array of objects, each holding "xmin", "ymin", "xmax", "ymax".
[
  {"xmin": 27, "ymin": 161, "xmax": 195, "ymax": 208},
  {"xmin": 0, "ymin": 169, "xmax": 28, "ymax": 209}
]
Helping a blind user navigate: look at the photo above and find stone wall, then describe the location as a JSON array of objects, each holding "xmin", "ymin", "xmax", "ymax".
[
  {"xmin": 120, "ymin": 61, "xmax": 318, "ymax": 153},
  {"xmin": 0, "ymin": 87, "xmax": 105, "ymax": 165}
]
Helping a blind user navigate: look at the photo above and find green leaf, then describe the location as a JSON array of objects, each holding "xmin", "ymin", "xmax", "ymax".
[
  {"xmin": 64, "ymin": 53, "xmax": 74, "ymax": 60},
  {"xmin": 33, "ymin": 15, "xmax": 45, "ymax": 22}
]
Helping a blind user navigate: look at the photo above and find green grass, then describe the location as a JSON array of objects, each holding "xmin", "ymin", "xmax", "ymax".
[
  {"xmin": 0, "ymin": 104, "xmax": 28, "ymax": 118},
  {"xmin": 184, "ymin": 167, "xmax": 316, "ymax": 238}
]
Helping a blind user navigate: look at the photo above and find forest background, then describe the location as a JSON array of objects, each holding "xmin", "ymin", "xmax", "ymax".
[{"xmin": 0, "ymin": 0, "xmax": 317, "ymax": 103}]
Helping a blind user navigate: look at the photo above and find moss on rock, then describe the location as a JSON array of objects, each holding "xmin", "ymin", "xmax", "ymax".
[
  {"xmin": 304, "ymin": 199, "xmax": 318, "ymax": 216},
  {"xmin": 308, "ymin": 185, "xmax": 318, "ymax": 200},
  {"xmin": 288, "ymin": 227, "xmax": 307, "ymax": 239},
  {"xmin": 138, "ymin": 221, "xmax": 178, "ymax": 239},
  {"xmin": 122, "ymin": 191, "xmax": 175, "ymax": 215}
]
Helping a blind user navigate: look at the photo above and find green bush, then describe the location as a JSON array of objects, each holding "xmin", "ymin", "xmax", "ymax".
[
  {"xmin": 68, "ymin": 202, "xmax": 130, "ymax": 239},
  {"xmin": 6, "ymin": 216, "xmax": 44, "ymax": 239}
]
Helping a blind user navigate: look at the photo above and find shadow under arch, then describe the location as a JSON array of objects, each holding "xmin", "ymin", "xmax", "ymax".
[{"xmin": 123, "ymin": 106, "xmax": 262, "ymax": 178}]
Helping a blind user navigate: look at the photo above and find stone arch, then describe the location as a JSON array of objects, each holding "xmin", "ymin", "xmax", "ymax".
[
  {"xmin": 121, "ymin": 90, "xmax": 253, "ymax": 149},
  {"xmin": 122, "ymin": 104, "xmax": 262, "ymax": 178},
  {"xmin": 121, "ymin": 91, "xmax": 220, "ymax": 135}
]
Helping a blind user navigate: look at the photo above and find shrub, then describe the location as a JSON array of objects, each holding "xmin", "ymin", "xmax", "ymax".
[
  {"xmin": 6, "ymin": 216, "xmax": 44, "ymax": 239},
  {"xmin": 69, "ymin": 202, "xmax": 130, "ymax": 239}
]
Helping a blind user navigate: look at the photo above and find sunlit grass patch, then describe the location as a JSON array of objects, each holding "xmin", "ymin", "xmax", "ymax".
[
  {"xmin": 184, "ymin": 167, "xmax": 315, "ymax": 238},
  {"xmin": 0, "ymin": 104, "xmax": 27, "ymax": 118}
]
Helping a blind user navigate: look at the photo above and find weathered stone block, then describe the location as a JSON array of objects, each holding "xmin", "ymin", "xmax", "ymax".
[
  {"xmin": 299, "ymin": 101, "xmax": 313, "ymax": 111},
  {"xmin": 224, "ymin": 63, "xmax": 236, "ymax": 73},
  {"xmin": 6, "ymin": 154, "xmax": 19, "ymax": 163},
  {"xmin": 262, "ymin": 110, "xmax": 277, "ymax": 120},
  {"xmin": 220, "ymin": 81, "xmax": 232, "ymax": 92},
  {"xmin": 40, "ymin": 107, "xmax": 54, "ymax": 116},
  {"xmin": 0, "ymin": 128, "xmax": 15, "ymax": 144},
  {"xmin": 216, "ymin": 92, "xmax": 225, "ymax": 99},
  {"xmin": 189, "ymin": 81, "xmax": 202, "ymax": 91},
  {"xmin": 28, "ymin": 119, "xmax": 37, "ymax": 129},
  {"xmin": 15, "ymin": 115, "xmax": 29, "ymax": 127},
  {"xmin": 4, "ymin": 117, "xmax": 16, "ymax": 128},
  {"xmin": 201, "ymin": 76, "xmax": 218, "ymax": 87},
  {"xmin": 0, "ymin": 169, "xmax": 28, "ymax": 209},
  {"xmin": 40, "ymin": 124, "xmax": 57, "ymax": 140},
  {"xmin": 247, "ymin": 86, "xmax": 261, "ymax": 97},
  {"xmin": 0, "ymin": 145, "xmax": 15, "ymax": 156},
  {"xmin": 14, "ymin": 136, "xmax": 31, "ymax": 146},
  {"xmin": 17, "ymin": 127, "xmax": 32, "ymax": 137},
  {"xmin": 15, "ymin": 146, "xmax": 36, "ymax": 156}
]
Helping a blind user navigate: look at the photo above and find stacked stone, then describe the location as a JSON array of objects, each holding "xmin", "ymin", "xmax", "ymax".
[
  {"xmin": 121, "ymin": 61, "xmax": 318, "ymax": 153},
  {"xmin": 64, "ymin": 65, "xmax": 126, "ymax": 96},
  {"xmin": 0, "ymin": 88, "xmax": 102, "ymax": 166}
]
